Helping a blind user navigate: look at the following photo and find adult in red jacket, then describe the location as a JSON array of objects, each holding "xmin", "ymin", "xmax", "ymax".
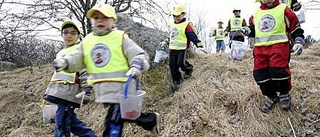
[{"xmin": 249, "ymin": 0, "xmax": 304, "ymax": 113}]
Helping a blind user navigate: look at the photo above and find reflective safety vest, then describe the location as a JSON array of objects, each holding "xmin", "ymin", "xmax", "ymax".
[
  {"xmin": 215, "ymin": 28, "xmax": 225, "ymax": 41},
  {"xmin": 280, "ymin": 0, "xmax": 292, "ymax": 8},
  {"xmin": 169, "ymin": 21, "xmax": 189, "ymax": 50},
  {"xmin": 254, "ymin": 4, "xmax": 288, "ymax": 46},
  {"xmin": 50, "ymin": 46, "xmax": 77, "ymax": 83},
  {"xmin": 82, "ymin": 30, "xmax": 129, "ymax": 85},
  {"xmin": 230, "ymin": 17, "xmax": 243, "ymax": 31}
]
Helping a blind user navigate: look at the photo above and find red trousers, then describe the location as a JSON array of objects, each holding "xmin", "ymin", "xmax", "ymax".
[{"xmin": 253, "ymin": 42, "xmax": 292, "ymax": 98}]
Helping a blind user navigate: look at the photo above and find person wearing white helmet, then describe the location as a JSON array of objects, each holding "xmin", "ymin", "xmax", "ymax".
[
  {"xmin": 225, "ymin": 7, "xmax": 250, "ymax": 44},
  {"xmin": 210, "ymin": 20, "xmax": 226, "ymax": 53},
  {"xmin": 52, "ymin": 3, "xmax": 160, "ymax": 137},
  {"xmin": 44, "ymin": 20, "xmax": 96, "ymax": 137},
  {"xmin": 249, "ymin": 0, "xmax": 305, "ymax": 113},
  {"xmin": 169, "ymin": 4, "xmax": 203, "ymax": 91}
]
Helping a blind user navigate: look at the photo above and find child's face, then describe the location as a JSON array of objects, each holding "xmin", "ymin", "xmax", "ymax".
[
  {"xmin": 91, "ymin": 11, "xmax": 115, "ymax": 33},
  {"xmin": 173, "ymin": 13, "xmax": 185, "ymax": 23},
  {"xmin": 62, "ymin": 27, "xmax": 79, "ymax": 47}
]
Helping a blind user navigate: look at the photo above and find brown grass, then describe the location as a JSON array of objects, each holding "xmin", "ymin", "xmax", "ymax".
[{"xmin": 0, "ymin": 42, "xmax": 320, "ymax": 137}]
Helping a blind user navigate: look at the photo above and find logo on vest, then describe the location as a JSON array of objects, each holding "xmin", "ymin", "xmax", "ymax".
[
  {"xmin": 171, "ymin": 27, "xmax": 179, "ymax": 40},
  {"xmin": 219, "ymin": 30, "xmax": 224, "ymax": 35},
  {"xmin": 92, "ymin": 43, "xmax": 111, "ymax": 68},
  {"xmin": 258, "ymin": 14, "xmax": 275, "ymax": 32},
  {"xmin": 233, "ymin": 19, "xmax": 240, "ymax": 26}
]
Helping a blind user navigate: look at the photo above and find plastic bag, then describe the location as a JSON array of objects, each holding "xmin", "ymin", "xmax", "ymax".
[{"xmin": 229, "ymin": 40, "xmax": 248, "ymax": 61}]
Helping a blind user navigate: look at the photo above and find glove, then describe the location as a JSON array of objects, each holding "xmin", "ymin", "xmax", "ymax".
[
  {"xmin": 292, "ymin": 37, "xmax": 304, "ymax": 55},
  {"xmin": 292, "ymin": 2, "xmax": 302, "ymax": 11},
  {"xmin": 241, "ymin": 26, "xmax": 251, "ymax": 35},
  {"xmin": 197, "ymin": 42, "xmax": 203, "ymax": 48},
  {"xmin": 126, "ymin": 67, "xmax": 141, "ymax": 78},
  {"xmin": 53, "ymin": 58, "xmax": 68, "ymax": 72},
  {"xmin": 82, "ymin": 86, "xmax": 92, "ymax": 105}
]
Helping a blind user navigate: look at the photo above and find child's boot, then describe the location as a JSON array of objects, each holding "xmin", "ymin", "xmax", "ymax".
[
  {"xmin": 279, "ymin": 93, "xmax": 291, "ymax": 110},
  {"xmin": 261, "ymin": 96, "xmax": 279, "ymax": 113}
]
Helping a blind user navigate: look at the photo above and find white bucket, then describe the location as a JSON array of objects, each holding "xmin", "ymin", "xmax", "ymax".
[
  {"xmin": 230, "ymin": 40, "xmax": 248, "ymax": 61},
  {"xmin": 42, "ymin": 104, "xmax": 57, "ymax": 124},
  {"xmin": 153, "ymin": 50, "xmax": 168, "ymax": 64},
  {"xmin": 117, "ymin": 76, "xmax": 146, "ymax": 120}
]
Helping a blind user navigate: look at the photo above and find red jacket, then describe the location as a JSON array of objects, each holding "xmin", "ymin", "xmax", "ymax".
[{"xmin": 249, "ymin": 0, "xmax": 304, "ymax": 43}]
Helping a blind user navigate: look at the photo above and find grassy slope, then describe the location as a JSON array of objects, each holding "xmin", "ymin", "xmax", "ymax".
[{"xmin": 0, "ymin": 42, "xmax": 320, "ymax": 137}]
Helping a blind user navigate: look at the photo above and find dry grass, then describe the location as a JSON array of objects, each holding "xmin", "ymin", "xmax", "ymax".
[{"xmin": 0, "ymin": 42, "xmax": 320, "ymax": 137}]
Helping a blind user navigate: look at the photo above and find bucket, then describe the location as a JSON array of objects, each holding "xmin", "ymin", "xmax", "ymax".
[
  {"xmin": 42, "ymin": 104, "xmax": 57, "ymax": 124},
  {"xmin": 153, "ymin": 45, "xmax": 169, "ymax": 64},
  {"xmin": 117, "ymin": 75, "xmax": 146, "ymax": 120},
  {"xmin": 230, "ymin": 40, "xmax": 248, "ymax": 61}
]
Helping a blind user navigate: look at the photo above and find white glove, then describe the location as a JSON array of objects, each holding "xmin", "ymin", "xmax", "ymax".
[
  {"xmin": 53, "ymin": 58, "xmax": 67, "ymax": 72},
  {"xmin": 241, "ymin": 26, "xmax": 251, "ymax": 35},
  {"xmin": 125, "ymin": 67, "xmax": 141, "ymax": 78},
  {"xmin": 292, "ymin": 37, "xmax": 304, "ymax": 55},
  {"xmin": 292, "ymin": 43, "xmax": 303, "ymax": 55}
]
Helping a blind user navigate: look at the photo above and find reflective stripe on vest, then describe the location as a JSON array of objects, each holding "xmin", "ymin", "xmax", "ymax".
[
  {"xmin": 82, "ymin": 30, "xmax": 129, "ymax": 85},
  {"xmin": 50, "ymin": 45, "xmax": 77, "ymax": 83},
  {"xmin": 169, "ymin": 21, "xmax": 189, "ymax": 50},
  {"xmin": 215, "ymin": 28, "xmax": 225, "ymax": 40},
  {"xmin": 254, "ymin": 4, "xmax": 288, "ymax": 46},
  {"xmin": 230, "ymin": 17, "xmax": 243, "ymax": 31}
]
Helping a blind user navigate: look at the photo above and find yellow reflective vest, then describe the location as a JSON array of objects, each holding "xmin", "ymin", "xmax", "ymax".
[
  {"xmin": 82, "ymin": 30, "xmax": 129, "ymax": 85},
  {"xmin": 254, "ymin": 4, "xmax": 288, "ymax": 46},
  {"xmin": 169, "ymin": 21, "xmax": 189, "ymax": 50},
  {"xmin": 230, "ymin": 17, "xmax": 243, "ymax": 31},
  {"xmin": 50, "ymin": 45, "xmax": 77, "ymax": 83},
  {"xmin": 215, "ymin": 28, "xmax": 225, "ymax": 41}
]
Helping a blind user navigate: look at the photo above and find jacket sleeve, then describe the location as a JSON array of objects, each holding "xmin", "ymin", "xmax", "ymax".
[
  {"xmin": 63, "ymin": 43, "xmax": 86, "ymax": 73},
  {"xmin": 248, "ymin": 15, "xmax": 255, "ymax": 37},
  {"xmin": 284, "ymin": 7, "xmax": 305, "ymax": 41},
  {"xmin": 185, "ymin": 22, "xmax": 202, "ymax": 47},
  {"xmin": 122, "ymin": 36, "xmax": 149, "ymax": 68}
]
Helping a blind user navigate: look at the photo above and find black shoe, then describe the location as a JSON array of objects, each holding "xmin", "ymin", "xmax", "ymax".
[
  {"xmin": 171, "ymin": 80, "xmax": 182, "ymax": 91},
  {"xmin": 279, "ymin": 93, "xmax": 291, "ymax": 110},
  {"xmin": 261, "ymin": 96, "xmax": 279, "ymax": 113},
  {"xmin": 184, "ymin": 67, "xmax": 193, "ymax": 79}
]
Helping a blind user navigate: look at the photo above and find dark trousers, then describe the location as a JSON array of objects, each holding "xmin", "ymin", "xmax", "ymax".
[
  {"xmin": 253, "ymin": 43, "xmax": 292, "ymax": 98},
  {"xmin": 102, "ymin": 103, "xmax": 157, "ymax": 137},
  {"xmin": 169, "ymin": 49, "xmax": 193, "ymax": 82},
  {"xmin": 55, "ymin": 103, "xmax": 96, "ymax": 137}
]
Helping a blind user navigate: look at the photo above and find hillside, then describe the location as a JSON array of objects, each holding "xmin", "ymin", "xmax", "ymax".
[{"xmin": 0, "ymin": 42, "xmax": 320, "ymax": 137}]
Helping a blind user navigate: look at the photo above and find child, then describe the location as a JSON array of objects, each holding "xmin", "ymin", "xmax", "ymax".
[
  {"xmin": 52, "ymin": 4, "xmax": 160, "ymax": 137},
  {"xmin": 250, "ymin": 0, "xmax": 304, "ymax": 113},
  {"xmin": 169, "ymin": 4, "xmax": 203, "ymax": 91},
  {"xmin": 210, "ymin": 20, "xmax": 226, "ymax": 53},
  {"xmin": 225, "ymin": 7, "xmax": 250, "ymax": 44},
  {"xmin": 44, "ymin": 20, "xmax": 96, "ymax": 137}
]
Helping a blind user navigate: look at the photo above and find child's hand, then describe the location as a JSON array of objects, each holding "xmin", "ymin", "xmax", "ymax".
[
  {"xmin": 53, "ymin": 59, "xmax": 68, "ymax": 72},
  {"xmin": 126, "ymin": 67, "xmax": 141, "ymax": 78}
]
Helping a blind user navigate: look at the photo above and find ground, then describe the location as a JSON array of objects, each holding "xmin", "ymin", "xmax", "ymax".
[{"xmin": 0, "ymin": 42, "xmax": 319, "ymax": 137}]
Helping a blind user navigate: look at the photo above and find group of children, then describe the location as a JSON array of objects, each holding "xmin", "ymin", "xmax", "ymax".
[{"xmin": 44, "ymin": 0, "xmax": 305, "ymax": 136}]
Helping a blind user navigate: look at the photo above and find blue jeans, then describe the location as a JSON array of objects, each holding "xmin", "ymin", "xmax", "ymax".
[
  {"xmin": 55, "ymin": 103, "xmax": 96, "ymax": 137},
  {"xmin": 216, "ymin": 40, "xmax": 225, "ymax": 53}
]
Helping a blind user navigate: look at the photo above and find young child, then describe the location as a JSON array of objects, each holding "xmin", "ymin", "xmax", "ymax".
[
  {"xmin": 169, "ymin": 4, "xmax": 203, "ymax": 91},
  {"xmin": 44, "ymin": 20, "xmax": 96, "ymax": 137},
  {"xmin": 52, "ymin": 4, "xmax": 160, "ymax": 137},
  {"xmin": 225, "ymin": 7, "xmax": 250, "ymax": 44},
  {"xmin": 210, "ymin": 20, "xmax": 226, "ymax": 53},
  {"xmin": 250, "ymin": 0, "xmax": 304, "ymax": 113}
]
